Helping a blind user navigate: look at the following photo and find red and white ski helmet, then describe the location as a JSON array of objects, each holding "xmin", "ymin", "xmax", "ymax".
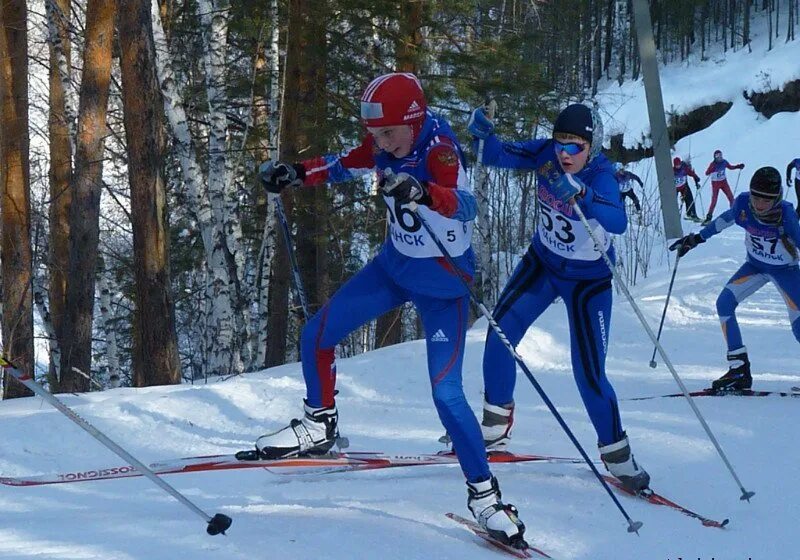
[{"xmin": 360, "ymin": 73, "xmax": 427, "ymax": 129}]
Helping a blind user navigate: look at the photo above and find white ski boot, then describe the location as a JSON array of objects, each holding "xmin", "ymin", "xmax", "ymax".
[
  {"xmin": 481, "ymin": 400, "xmax": 514, "ymax": 451},
  {"xmin": 255, "ymin": 400, "xmax": 339, "ymax": 459},
  {"xmin": 599, "ymin": 434, "xmax": 650, "ymax": 493},
  {"xmin": 467, "ymin": 476, "xmax": 527, "ymax": 549}
]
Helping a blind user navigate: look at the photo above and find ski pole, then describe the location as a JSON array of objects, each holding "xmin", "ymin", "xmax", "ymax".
[
  {"xmin": 732, "ymin": 169, "xmax": 743, "ymax": 196},
  {"xmin": 569, "ymin": 200, "xmax": 755, "ymax": 502},
  {"xmin": 379, "ymin": 183, "xmax": 643, "ymax": 534},
  {"xmin": 275, "ymin": 195, "xmax": 310, "ymax": 321},
  {"xmin": 649, "ymin": 255, "xmax": 681, "ymax": 368},
  {"xmin": 0, "ymin": 355, "xmax": 233, "ymax": 535},
  {"xmin": 693, "ymin": 176, "xmax": 709, "ymax": 217}
]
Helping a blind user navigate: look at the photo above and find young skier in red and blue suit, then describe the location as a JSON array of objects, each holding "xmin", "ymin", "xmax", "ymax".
[{"xmin": 254, "ymin": 72, "xmax": 527, "ymax": 548}]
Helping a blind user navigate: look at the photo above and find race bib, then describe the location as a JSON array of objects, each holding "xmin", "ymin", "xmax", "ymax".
[
  {"xmin": 384, "ymin": 196, "xmax": 472, "ymax": 258},
  {"xmin": 536, "ymin": 202, "xmax": 610, "ymax": 261},
  {"xmin": 745, "ymin": 233, "xmax": 797, "ymax": 266},
  {"xmin": 712, "ymin": 169, "xmax": 726, "ymax": 181},
  {"xmin": 674, "ymin": 175, "xmax": 687, "ymax": 188}
]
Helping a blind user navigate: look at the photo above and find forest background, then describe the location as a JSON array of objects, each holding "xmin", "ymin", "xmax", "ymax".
[{"xmin": 1, "ymin": 0, "xmax": 797, "ymax": 396}]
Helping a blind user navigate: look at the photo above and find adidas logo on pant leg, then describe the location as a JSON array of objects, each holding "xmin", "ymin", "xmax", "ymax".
[{"xmin": 431, "ymin": 329, "xmax": 449, "ymax": 342}]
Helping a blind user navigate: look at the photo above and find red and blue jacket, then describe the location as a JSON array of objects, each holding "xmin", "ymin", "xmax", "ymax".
[{"xmin": 298, "ymin": 112, "xmax": 476, "ymax": 299}]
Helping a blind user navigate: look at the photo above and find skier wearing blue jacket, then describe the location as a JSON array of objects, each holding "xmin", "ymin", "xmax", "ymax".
[
  {"xmin": 253, "ymin": 73, "xmax": 526, "ymax": 547},
  {"xmin": 670, "ymin": 166, "xmax": 800, "ymax": 391},
  {"xmin": 467, "ymin": 103, "xmax": 650, "ymax": 493}
]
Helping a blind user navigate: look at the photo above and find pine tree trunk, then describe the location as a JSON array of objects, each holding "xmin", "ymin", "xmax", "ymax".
[
  {"xmin": 285, "ymin": 0, "xmax": 330, "ymax": 331},
  {"xmin": 263, "ymin": 0, "xmax": 291, "ymax": 367},
  {"xmin": 45, "ymin": 0, "xmax": 72, "ymax": 388},
  {"xmin": 374, "ymin": 0, "xmax": 427, "ymax": 347},
  {"xmin": 119, "ymin": 0, "xmax": 181, "ymax": 387},
  {"xmin": 0, "ymin": 0, "xmax": 34, "ymax": 399},
  {"xmin": 604, "ymin": 0, "xmax": 614, "ymax": 75},
  {"xmin": 59, "ymin": 0, "xmax": 117, "ymax": 394}
]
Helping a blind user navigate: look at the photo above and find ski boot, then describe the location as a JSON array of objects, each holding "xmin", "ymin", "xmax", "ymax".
[
  {"xmin": 467, "ymin": 476, "xmax": 527, "ymax": 549},
  {"xmin": 599, "ymin": 434, "xmax": 650, "ymax": 494},
  {"xmin": 481, "ymin": 400, "xmax": 514, "ymax": 452},
  {"xmin": 711, "ymin": 348, "xmax": 752, "ymax": 391},
  {"xmin": 702, "ymin": 212, "xmax": 713, "ymax": 225},
  {"xmin": 255, "ymin": 400, "xmax": 339, "ymax": 459}
]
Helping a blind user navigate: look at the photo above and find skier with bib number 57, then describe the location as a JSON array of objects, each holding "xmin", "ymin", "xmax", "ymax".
[
  {"xmin": 466, "ymin": 103, "xmax": 651, "ymax": 494},
  {"xmin": 253, "ymin": 73, "xmax": 527, "ymax": 548},
  {"xmin": 670, "ymin": 167, "xmax": 800, "ymax": 391}
]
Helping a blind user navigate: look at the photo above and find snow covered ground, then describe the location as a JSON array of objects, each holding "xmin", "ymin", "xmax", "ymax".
[
  {"xmin": 3, "ymin": 10, "xmax": 798, "ymax": 560},
  {"xmin": 2, "ymin": 210, "xmax": 799, "ymax": 560}
]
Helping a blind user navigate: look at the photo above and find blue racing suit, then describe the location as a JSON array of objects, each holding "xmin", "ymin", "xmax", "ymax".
[
  {"xmin": 699, "ymin": 194, "xmax": 800, "ymax": 351},
  {"xmin": 478, "ymin": 135, "xmax": 628, "ymax": 446}
]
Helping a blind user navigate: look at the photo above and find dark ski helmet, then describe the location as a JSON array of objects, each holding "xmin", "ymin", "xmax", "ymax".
[
  {"xmin": 552, "ymin": 103, "xmax": 604, "ymax": 161},
  {"xmin": 749, "ymin": 166, "xmax": 783, "ymax": 221},
  {"xmin": 673, "ymin": 157, "xmax": 682, "ymax": 167}
]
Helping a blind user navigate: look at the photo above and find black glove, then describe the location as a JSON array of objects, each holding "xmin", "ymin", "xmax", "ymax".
[
  {"xmin": 669, "ymin": 233, "xmax": 705, "ymax": 257},
  {"xmin": 259, "ymin": 161, "xmax": 304, "ymax": 194},
  {"xmin": 381, "ymin": 172, "xmax": 432, "ymax": 206}
]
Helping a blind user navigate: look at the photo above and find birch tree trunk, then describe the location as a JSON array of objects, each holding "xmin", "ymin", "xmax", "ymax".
[
  {"xmin": 120, "ymin": 0, "xmax": 181, "ymax": 387},
  {"xmin": 45, "ymin": 0, "xmax": 73, "ymax": 388},
  {"xmin": 198, "ymin": 0, "xmax": 249, "ymax": 374},
  {"xmin": 0, "ymin": 0, "xmax": 34, "ymax": 398},
  {"xmin": 253, "ymin": 0, "xmax": 280, "ymax": 368},
  {"xmin": 474, "ymin": 100, "xmax": 497, "ymax": 308},
  {"xmin": 59, "ymin": 0, "xmax": 117, "ymax": 394},
  {"xmin": 151, "ymin": 0, "xmax": 237, "ymax": 376},
  {"xmin": 96, "ymin": 268, "xmax": 120, "ymax": 388}
]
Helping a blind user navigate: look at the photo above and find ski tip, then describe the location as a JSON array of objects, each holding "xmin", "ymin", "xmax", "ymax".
[
  {"xmin": 740, "ymin": 490, "xmax": 756, "ymax": 502},
  {"xmin": 627, "ymin": 520, "xmax": 643, "ymax": 535},
  {"xmin": 207, "ymin": 513, "xmax": 233, "ymax": 536}
]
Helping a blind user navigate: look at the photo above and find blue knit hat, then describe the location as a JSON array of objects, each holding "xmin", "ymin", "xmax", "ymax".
[{"xmin": 553, "ymin": 104, "xmax": 594, "ymax": 143}]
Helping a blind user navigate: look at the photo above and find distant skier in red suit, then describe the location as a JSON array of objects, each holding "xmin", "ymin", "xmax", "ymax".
[{"xmin": 704, "ymin": 149, "xmax": 744, "ymax": 223}]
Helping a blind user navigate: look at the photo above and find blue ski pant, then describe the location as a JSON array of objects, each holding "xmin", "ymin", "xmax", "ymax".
[
  {"xmin": 483, "ymin": 246, "xmax": 624, "ymax": 446},
  {"xmin": 301, "ymin": 259, "xmax": 491, "ymax": 482},
  {"xmin": 716, "ymin": 261, "xmax": 800, "ymax": 351}
]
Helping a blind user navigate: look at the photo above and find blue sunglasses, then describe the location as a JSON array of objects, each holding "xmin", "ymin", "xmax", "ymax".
[{"xmin": 554, "ymin": 140, "xmax": 586, "ymax": 156}]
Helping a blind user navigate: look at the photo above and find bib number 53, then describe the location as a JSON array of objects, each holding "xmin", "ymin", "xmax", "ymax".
[{"xmin": 540, "ymin": 205, "xmax": 576, "ymax": 244}]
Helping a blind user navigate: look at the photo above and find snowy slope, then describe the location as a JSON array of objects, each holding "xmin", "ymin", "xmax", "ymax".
[
  {"xmin": 3, "ymin": 14, "xmax": 799, "ymax": 560},
  {"xmin": 2, "ymin": 213, "xmax": 799, "ymax": 560}
]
